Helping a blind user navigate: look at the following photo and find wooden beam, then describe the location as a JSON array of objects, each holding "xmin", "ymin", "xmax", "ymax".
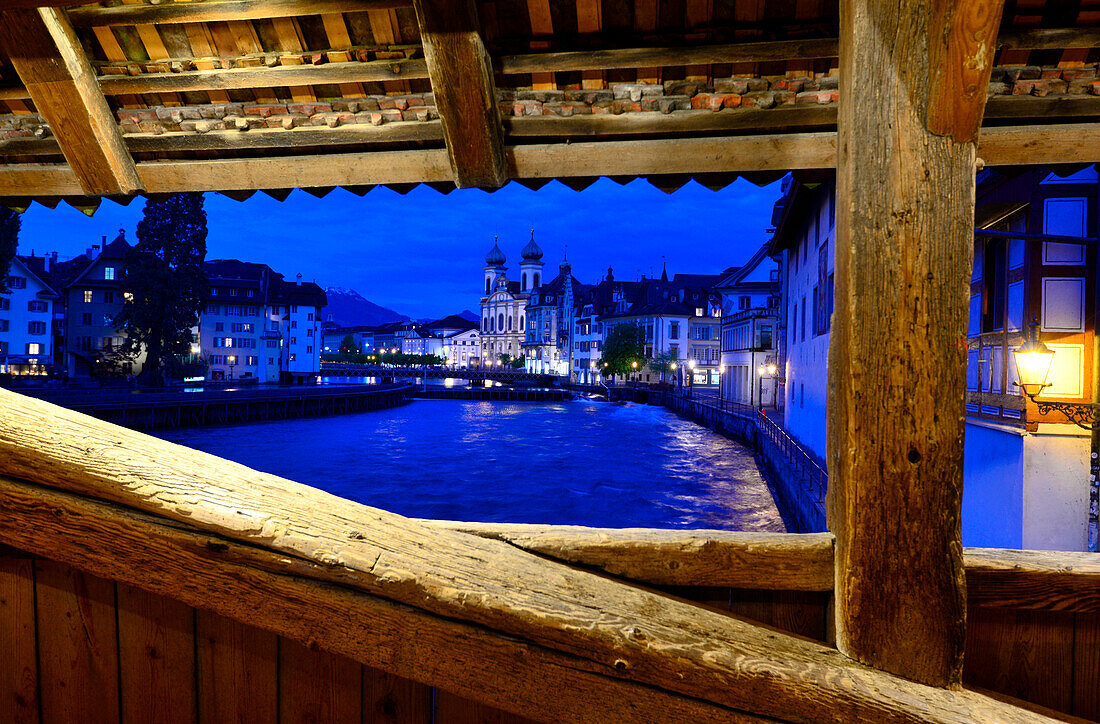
[
  {"xmin": 4, "ymin": 123, "xmax": 1100, "ymax": 198},
  {"xmin": 413, "ymin": 0, "xmax": 507, "ymax": 188},
  {"xmin": 66, "ymin": 0, "xmax": 412, "ymax": 27},
  {"xmin": 0, "ymin": 392, "xmax": 1056, "ymax": 723},
  {"xmin": 964, "ymin": 548, "xmax": 1100, "ymax": 613},
  {"xmin": 830, "ymin": 0, "xmax": 1004, "ymax": 687},
  {"xmin": 997, "ymin": 28, "xmax": 1100, "ymax": 51},
  {"xmin": 427, "ymin": 522, "xmax": 836, "ymax": 590},
  {"xmin": 0, "ymin": 8, "xmax": 141, "ymax": 196},
  {"xmin": 501, "ymin": 38, "xmax": 840, "ymax": 74}
]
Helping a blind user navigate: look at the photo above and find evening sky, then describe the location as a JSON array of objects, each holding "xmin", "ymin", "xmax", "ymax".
[{"xmin": 16, "ymin": 176, "xmax": 782, "ymax": 319}]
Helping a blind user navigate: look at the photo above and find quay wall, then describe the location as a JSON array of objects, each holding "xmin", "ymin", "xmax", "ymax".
[
  {"xmin": 650, "ymin": 391, "xmax": 827, "ymax": 533},
  {"xmin": 414, "ymin": 387, "xmax": 572, "ymax": 402},
  {"xmin": 15, "ymin": 384, "xmax": 413, "ymax": 431}
]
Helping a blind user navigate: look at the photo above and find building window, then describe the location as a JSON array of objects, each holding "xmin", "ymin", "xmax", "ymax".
[
  {"xmin": 801, "ymin": 297, "xmax": 807, "ymax": 341},
  {"xmin": 124, "ymin": 292, "xmax": 133, "ymax": 302},
  {"xmin": 290, "ymin": 353, "xmax": 296, "ymax": 362},
  {"xmin": 6, "ymin": 276, "xmax": 26, "ymax": 289},
  {"xmin": 215, "ymin": 322, "xmax": 224, "ymax": 332},
  {"xmin": 247, "ymin": 356, "xmax": 257, "ymax": 366},
  {"xmin": 0, "ymin": 298, "xmax": 7, "ymax": 311},
  {"xmin": 27, "ymin": 321, "xmax": 46, "ymax": 335},
  {"xmin": 306, "ymin": 346, "xmax": 313, "ymax": 354},
  {"xmin": 247, "ymin": 289, "xmax": 254, "ymax": 298},
  {"xmin": 27, "ymin": 300, "xmax": 47, "ymax": 312},
  {"xmin": 104, "ymin": 267, "xmax": 115, "ymax": 281},
  {"xmin": 760, "ymin": 326, "xmax": 772, "ymax": 349},
  {"xmin": 291, "ymin": 337, "xmax": 297, "ymax": 345},
  {"xmin": 104, "ymin": 291, "xmax": 114, "ymax": 304},
  {"xmin": 291, "ymin": 320, "xmax": 297, "ymax": 329},
  {"xmin": 103, "ymin": 314, "xmax": 113, "ymax": 326},
  {"xmin": 83, "ymin": 290, "xmax": 93, "ymax": 303},
  {"xmin": 0, "ymin": 319, "xmax": 7, "ymax": 332},
  {"xmin": 307, "ymin": 313, "xmax": 314, "ymax": 321},
  {"xmin": 739, "ymin": 296, "xmax": 750, "ymax": 310},
  {"xmin": 26, "ymin": 343, "xmax": 41, "ymax": 355},
  {"xmin": 982, "ymin": 237, "xmax": 1007, "ymax": 333},
  {"xmin": 670, "ymin": 321, "xmax": 680, "ymax": 339}
]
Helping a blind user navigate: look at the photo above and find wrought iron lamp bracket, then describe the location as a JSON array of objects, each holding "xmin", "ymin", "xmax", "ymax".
[{"xmin": 1016, "ymin": 381, "xmax": 1100, "ymax": 430}]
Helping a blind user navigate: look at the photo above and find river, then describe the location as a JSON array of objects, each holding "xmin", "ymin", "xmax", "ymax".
[{"xmin": 156, "ymin": 399, "xmax": 786, "ymax": 531}]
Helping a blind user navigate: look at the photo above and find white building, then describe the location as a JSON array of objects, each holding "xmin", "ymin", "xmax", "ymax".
[
  {"xmin": 0, "ymin": 256, "xmax": 59, "ymax": 376},
  {"xmin": 480, "ymin": 238, "xmax": 530, "ymax": 363},
  {"xmin": 715, "ymin": 244, "xmax": 780, "ymax": 406},
  {"xmin": 442, "ymin": 328, "xmax": 479, "ymax": 367},
  {"xmin": 771, "ymin": 169, "xmax": 1098, "ymax": 551}
]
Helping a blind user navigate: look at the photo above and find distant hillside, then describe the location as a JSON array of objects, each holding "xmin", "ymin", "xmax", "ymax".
[
  {"xmin": 457, "ymin": 310, "xmax": 479, "ymax": 322},
  {"xmin": 324, "ymin": 287, "xmax": 408, "ymax": 327}
]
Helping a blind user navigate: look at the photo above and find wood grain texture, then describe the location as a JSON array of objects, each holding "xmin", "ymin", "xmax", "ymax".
[
  {"xmin": 413, "ymin": 0, "xmax": 507, "ymax": 188},
  {"xmin": 0, "ymin": 8, "xmax": 141, "ymax": 195},
  {"xmin": 433, "ymin": 689, "xmax": 541, "ymax": 724},
  {"xmin": 0, "ymin": 478, "xmax": 764, "ymax": 724},
  {"xmin": 197, "ymin": 609, "xmax": 278, "ymax": 724},
  {"xmin": 964, "ymin": 548, "xmax": 1100, "ymax": 612},
  {"xmin": 34, "ymin": 560, "xmax": 120, "ymax": 724},
  {"xmin": 1074, "ymin": 613, "xmax": 1100, "ymax": 720},
  {"xmin": 0, "ymin": 556, "xmax": 38, "ymax": 724},
  {"xmin": 363, "ymin": 667, "xmax": 432, "ymax": 723},
  {"xmin": 0, "ymin": 393, "xmax": 1062, "ymax": 723},
  {"xmin": 926, "ymin": 0, "xmax": 1004, "ymax": 143},
  {"xmin": 117, "ymin": 584, "xmax": 196, "ymax": 724},
  {"xmin": 279, "ymin": 639, "xmax": 362, "ymax": 723},
  {"xmin": 428, "ymin": 522, "xmax": 835, "ymax": 590},
  {"xmin": 67, "ymin": 0, "xmax": 412, "ymax": 27},
  {"xmin": 829, "ymin": 0, "xmax": 1001, "ymax": 688},
  {"xmin": 963, "ymin": 607, "xmax": 1075, "ymax": 715}
]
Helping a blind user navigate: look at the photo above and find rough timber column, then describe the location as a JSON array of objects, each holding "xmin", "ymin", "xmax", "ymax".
[{"xmin": 829, "ymin": 0, "xmax": 1003, "ymax": 687}]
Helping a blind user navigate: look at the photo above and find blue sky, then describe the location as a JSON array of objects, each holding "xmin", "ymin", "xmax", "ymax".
[{"xmin": 16, "ymin": 176, "xmax": 782, "ymax": 319}]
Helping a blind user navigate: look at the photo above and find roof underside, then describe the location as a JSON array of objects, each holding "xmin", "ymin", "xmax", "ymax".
[{"xmin": 1, "ymin": 0, "xmax": 1099, "ymax": 211}]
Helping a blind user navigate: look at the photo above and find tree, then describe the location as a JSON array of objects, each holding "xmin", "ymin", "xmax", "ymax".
[
  {"xmin": 339, "ymin": 334, "xmax": 359, "ymax": 354},
  {"xmin": 114, "ymin": 193, "xmax": 208, "ymax": 387},
  {"xmin": 600, "ymin": 322, "xmax": 647, "ymax": 376},
  {"xmin": 0, "ymin": 206, "xmax": 20, "ymax": 293},
  {"xmin": 648, "ymin": 350, "xmax": 679, "ymax": 382}
]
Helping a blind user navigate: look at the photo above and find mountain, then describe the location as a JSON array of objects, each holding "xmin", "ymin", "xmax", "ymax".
[
  {"xmin": 457, "ymin": 310, "xmax": 479, "ymax": 322},
  {"xmin": 323, "ymin": 287, "xmax": 408, "ymax": 327}
]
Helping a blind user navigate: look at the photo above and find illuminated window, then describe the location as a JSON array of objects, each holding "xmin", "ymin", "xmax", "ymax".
[
  {"xmin": 104, "ymin": 267, "xmax": 115, "ymax": 280},
  {"xmin": 83, "ymin": 290, "xmax": 93, "ymax": 303}
]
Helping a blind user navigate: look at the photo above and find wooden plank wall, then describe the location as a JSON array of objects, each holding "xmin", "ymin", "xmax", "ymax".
[{"xmin": 1, "ymin": 548, "xmax": 1097, "ymax": 723}]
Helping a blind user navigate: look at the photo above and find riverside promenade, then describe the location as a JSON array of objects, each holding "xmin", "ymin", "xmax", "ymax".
[{"xmin": 14, "ymin": 383, "xmax": 414, "ymax": 431}]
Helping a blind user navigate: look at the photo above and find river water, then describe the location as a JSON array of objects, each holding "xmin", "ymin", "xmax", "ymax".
[{"xmin": 156, "ymin": 399, "xmax": 786, "ymax": 531}]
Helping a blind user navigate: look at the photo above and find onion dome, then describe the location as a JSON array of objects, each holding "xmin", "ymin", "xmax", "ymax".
[
  {"xmin": 485, "ymin": 237, "xmax": 506, "ymax": 266},
  {"xmin": 521, "ymin": 230, "xmax": 543, "ymax": 261}
]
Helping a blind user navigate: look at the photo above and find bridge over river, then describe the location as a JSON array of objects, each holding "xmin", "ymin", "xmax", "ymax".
[{"xmin": 320, "ymin": 363, "xmax": 564, "ymax": 386}]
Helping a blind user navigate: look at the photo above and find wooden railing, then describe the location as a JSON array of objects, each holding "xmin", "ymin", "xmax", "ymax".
[{"xmin": 0, "ymin": 388, "xmax": 1096, "ymax": 723}]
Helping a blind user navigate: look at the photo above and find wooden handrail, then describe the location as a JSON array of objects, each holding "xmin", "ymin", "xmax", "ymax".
[{"xmin": 0, "ymin": 388, "xmax": 1057, "ymax": 723}]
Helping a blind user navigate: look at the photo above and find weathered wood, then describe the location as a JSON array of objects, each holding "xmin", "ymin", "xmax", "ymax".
[
  {"xmin": 0, "ymin": 556, "xmax": 38, "ymax": 724},
  {"xmin": 0, "ymin": 393, "xmax": 1061, "ymax": 723},
  {"xmin": 964, "ymin": 548, "xmax": 1100, "ymax": 612},
  {"xmin": 500, "ymin": 38, "xmax": 840, "ymax": 74},
  {"xmin": 97, "ymin": 58, "xmax": 430, "ymax": 95},
  {"xmin": 0, "ymin": 478, "xmax": 766, "ymax": 724},
  {"xmin": 964, "ymin": 608, "xmax": 1076, "ymax": 714},
  {"xmin": 428, "ymin": 522, "xmax": 836, "ymax": 591},
  {"xmin": 0, "ymin": 8, "xmax": 141, "ymax": 195},
  {"xmin": 997, "ymin": 28, "xmax": 1100, "ymax": 51},
  {"xmin": 196, "ymin": 610, "xmax": 278, "ymax": 724},
  {"xmin": 363, "ymin": 667, "xmax": 432, "ymax": 723},
  {"xmin": 116, "ymin": 585, "xmax": 196, "ymax": 724},
  {"xmin": 413, "ymin": 0, "xmax": 507, "ymax": 188},
  {"xmin": 1075, "ymin": 613, "xmax": 1100, "ymax": 720},
  {"xmin": 34, "ymin": 560, "xmax": 120, "ymax": 724},
  {"xmin": 829, "ymin": 0, "xmax": 1003, "ymax": 687},
  {"xmin": 67, "ymin": 0, "xmax": 412, "ymax": 27},
  {"xmin": 279, "ymin": 639, "xmax": 362, "ymax": 723},
  {"xmin": 434, "ymin": 690, "xmax": 541, "ymax": 724}
]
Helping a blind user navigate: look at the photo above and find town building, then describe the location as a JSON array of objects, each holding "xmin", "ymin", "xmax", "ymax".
[
  {"xmin": 599, "ymin": 270, "xmax": 723, "ymax": 386},
  {"xmin": 322, "ymin": 325, "xmax": 376, "ymax": 355},
  {"xmin": 770, "ymin": 169, "xmax": 1098, "ymax": 552},
  {"xmin": 571, "ymin": 268, "xmax": 634, "ymax": 384},
  {"xmin": 0, "ymin": 255, "xmax": 59, "ymax": 376},
  {"xmin": 442, "ymin": 327, "xmax": 480, "ymax": 367},
  {"xmin": 201, "ymin": 261, "xmax": 326, "ymax": 383},
  {"xmin": 480, "ymin": 238, "xmax": 531, "ymax": 364},
  {"xmin": 523, "ymin": 250, "xmax": 586, "ymax": 377},
  {"xmin": 54, "ymin": 231, "xmax": 147, "ymax": 379},
  {"xmin": 715, "ymin": 244, "xmax": 781, "ymax": 406}
]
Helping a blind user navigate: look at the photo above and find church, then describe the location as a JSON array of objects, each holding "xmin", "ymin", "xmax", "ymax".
[{"xmin": 480, "ymin": 235, "xmax": 543, "ymax": 364}]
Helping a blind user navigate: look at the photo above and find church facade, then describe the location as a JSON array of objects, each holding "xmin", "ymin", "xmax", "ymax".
[{"xmin": 479, "ymin": 236, "xmax": 542, "ymax": 364}]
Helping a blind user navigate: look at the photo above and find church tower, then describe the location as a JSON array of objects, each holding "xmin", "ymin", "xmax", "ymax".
[
  {"xmin": 519, "ymin": 230, "xmax": 544, "ymax": 292},
  {"xmin": 484, "ymin": 237, "xmax": 506, "ymax": 296}
]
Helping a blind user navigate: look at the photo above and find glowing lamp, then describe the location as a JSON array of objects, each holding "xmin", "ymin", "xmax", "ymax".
[
  {"xmin": 1012, "ymin": 319, "xmax": 1054, "ymax": 399},
  {"xmin": 631, "ymin": 360, "xmax": 638, "ymax": 369},
  {"xmin": 670, "ymin": 362, "xmax": 678, "ymax": 370},
  {"xmin": 688, "ymin": 359, "xmax": 696, "ymax": 370}
]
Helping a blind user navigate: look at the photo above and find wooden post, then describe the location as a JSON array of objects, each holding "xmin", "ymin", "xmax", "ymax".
[
  {"xmin": 412, "ymin": 0, "xmax": 508, "ymax": 189},
  {"xmin": 0, "ymin": 8, "xmax": 142, "ymax": 196},
  {"xmin": 829, "ymin": 0, "xmax": 1003, "ymax": 687}
]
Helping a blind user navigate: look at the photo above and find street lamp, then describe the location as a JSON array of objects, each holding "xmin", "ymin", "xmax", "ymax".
[
  {"xmin": 227, "ymin": 355, "xmax": 237, "ymax": 382},
  {"xmin": 687, "ymin": 359, "xmax": 696, "ymax": 398},
  {"xmin": 1011, "ymin": 318, "xmax": 1100, "ymax": 429},
  {"xmin": 757, "ymin": 362, "xmax": 778, "ymax": 410}
]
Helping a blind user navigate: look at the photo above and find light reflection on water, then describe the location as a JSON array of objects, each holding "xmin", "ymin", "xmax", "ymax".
[{"xmin": 156, "ymin": 399, "xmax": 786, "ymax": 531}]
